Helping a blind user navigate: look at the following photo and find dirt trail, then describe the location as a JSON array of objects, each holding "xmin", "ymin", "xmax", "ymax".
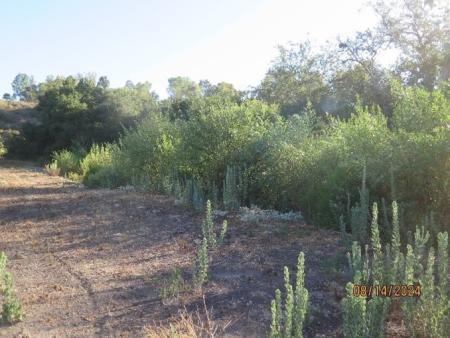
[{"xmin": 0, "ymin": 160, "xmax": 348, "ymax": 338}]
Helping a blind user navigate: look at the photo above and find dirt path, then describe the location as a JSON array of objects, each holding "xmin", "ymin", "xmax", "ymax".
[{"xmin": 0, "ymin": 160, "xmax": 348, "ymax": 338}]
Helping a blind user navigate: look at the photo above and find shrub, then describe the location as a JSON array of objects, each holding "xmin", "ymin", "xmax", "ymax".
[
  {"xmin": 80, "ymin": 143, "xmax": 122, "ymax": 187},
  {"xmin": 0, "ymin": 137, "xmax": 6, "ymax": 157},
  {"xmin": 0, "ymin": 252, "xmax": 23, "ymax": 324},
  {"xmin": 113, "ymin": 113, "xmax": 178, "ymax": 191},
  {"xmin": 51, "ymin": 149, "xmax": 82, "ymax": 176}
]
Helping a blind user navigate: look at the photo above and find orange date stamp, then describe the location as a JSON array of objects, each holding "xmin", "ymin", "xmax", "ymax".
[{"xmin": 352, "ymin": 284, "xmax": 422, "ymax": 297}]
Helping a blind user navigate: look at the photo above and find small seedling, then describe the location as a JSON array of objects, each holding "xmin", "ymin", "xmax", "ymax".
[{"xmin": 160, "ymin": 267, "xmax": 185, "ymax": 300}]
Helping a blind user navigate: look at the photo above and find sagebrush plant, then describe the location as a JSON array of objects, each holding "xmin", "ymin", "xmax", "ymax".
[
  {"xmin": 342, "ymin": 201, "xmax": 449, "ymax": 338},
  {"xmin": 270, "ymin": 251, "xmax": 308, "ymax": 338},
  {"xmin": 0, "ymin": 252, "xmax": 23, "ymax": 324}
]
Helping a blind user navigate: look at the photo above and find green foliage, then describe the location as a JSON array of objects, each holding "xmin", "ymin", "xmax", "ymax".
[
  {"xmin": 219, "ymin": 220, "xmax": 228, "ymax": 245},
  {"xmin": 342, "ymin": 281, "xmax": 366, "ymax": 338},
  {"xmin": 11, "ymin": 73, "xmax": 37, "ymax": 101},
  {"xmin": 7, "ymin": 75, "xmax": 158, "ymax": 159},
  {"xmin": 194, "ymin": 237, "xmax": 209, "ymax": 288},
  {"xmin": 223, "ymin": 165, "xmax": 240, "ymax": 210},
  {"xmin": 51, "ymin": 149, "xmax": 83, "ymax": 176},
  {"xmin": 160, "ymin": 267, "xmax": 185, "ymax": 300},
  {"xmin": 201, "ymin": 200, "xmax": 216, "ymax": 247},
  {"xmin": 343, "ymin": 199, "xmax": 449, "ymax": 337},
  {"xmin": 80, "ymin": 144, "xmax": 118, "ymax": 188},
  {"xmin": 269, "ymin": 251, "xmax": 308, "ymax": 338},
  {"xmin": 0, "ymin": 137, "xmax": 6, "ymax": 157},
  {"xmin": 0, "ymin": 252, "xmax": 23, "ymax": 324}
]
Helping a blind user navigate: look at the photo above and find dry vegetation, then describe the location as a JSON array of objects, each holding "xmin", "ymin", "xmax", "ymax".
[{"xmin": 0, "ymin": 160, "xmax": 352, "ymax": 337}]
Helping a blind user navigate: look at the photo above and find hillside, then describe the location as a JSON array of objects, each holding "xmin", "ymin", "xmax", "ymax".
[{"xmin": 0, "ymin": 100, "xmax": 40, "ymax": 131}]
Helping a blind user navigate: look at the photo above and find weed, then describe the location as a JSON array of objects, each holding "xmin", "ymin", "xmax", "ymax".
[
  {"xmin": 218, "ymin": 220, "xmax": 228, "ymax": 244},
  {"xmin": 269, "ymin": 251, "xmax": 308, "ymax": 338},
  {"xmin": 194, "ymin": 238, "xmax": 209, "ymax": 288},
  {"xmin": 160, "ymin": 267, "xmax": 186, "ymax": 300}
]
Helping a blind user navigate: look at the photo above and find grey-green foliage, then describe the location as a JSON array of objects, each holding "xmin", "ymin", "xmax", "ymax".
[
  {"xmin": 344, "ymin": 200, "xmax": 449, "ymax": 337},
  {"xmin": 270, "ymin": 251, "xmax": 308, "ymax": 338},
  {"xmin": 223, "ymin": 165, "xmax": 240, "ymax": 210},
  {"xmin": 350, "ymin": 167, "xmax": 370, "ymax": 245},
  {"xmin": 202, "ymin": 200, "xmax": 216, "ymax": 247},
  {"xmin": 194, "ymin": 237, "xmax": 209, "ymax": 287},
  {"xmin": 342, "ymin": 281, "xmax": 366, "ymax": 338},
  {"xmin": 270, "ymin": 289, "xmax": 283, "ymax": 338},
  {"xmin": 183, "ymin": 178, "xmax": 205, "ymax": 211},
  {"xmin": 160, "ymin": 267, "xmax": 184, "ymax": 299},
  {"xmin": 219, "ymin": 220, "xmax": 228, "ymax": 245},
  {"xmin": 343, "ymin": 202, "xmax": 391, "ymax": 338},
  {"xmin": 0, "ymin": 252, "xmax": 23, "ymax": 323}
]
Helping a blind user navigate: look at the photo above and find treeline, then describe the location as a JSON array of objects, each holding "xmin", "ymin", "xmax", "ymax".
[{"xmin": 2, "ymin": 0, "xmax": 449, "ymax": 232}]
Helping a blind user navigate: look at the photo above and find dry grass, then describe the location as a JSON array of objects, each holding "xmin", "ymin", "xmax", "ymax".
[
  {"xmin": 146, "ymin": 295, "xmax": 220, "ymax": 338},
  {"xmin": 0, "ymin": 99, "xmax": 37, "ymax": 110},
  {"xmin": 44, "ymin": 162, "xmax": 60, "ymax": 176}
]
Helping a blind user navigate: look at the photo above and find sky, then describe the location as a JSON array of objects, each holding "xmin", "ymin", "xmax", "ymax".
[{"xmin": 0, "ymin": 0, "xmax": 379, "ymax": 98}]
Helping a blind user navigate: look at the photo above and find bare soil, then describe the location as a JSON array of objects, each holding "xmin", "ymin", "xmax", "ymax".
[{"xmin": 0, "ymin": 160, "xmax": 357, "ymax": 337}]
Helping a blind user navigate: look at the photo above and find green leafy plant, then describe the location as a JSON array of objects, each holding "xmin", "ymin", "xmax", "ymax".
[{"xmin": 51, "ymin": 149, "xmax": 82, "ymax": 176}]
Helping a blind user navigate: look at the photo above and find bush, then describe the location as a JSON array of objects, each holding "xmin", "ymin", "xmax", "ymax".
[
  {"xmin": 112, "ymin": 113, "xmax": 178, "ymax": 191},
  {"xmin": 80, "ymin": 144, "xmax": 122, "ymax": 188},
  {"xmin": 51, "ymin": 149, "xmax": 83, "ymax": 176},
  {"xmin": 0, "ymin": 252, "xmax": 24, "ymax": 324}
]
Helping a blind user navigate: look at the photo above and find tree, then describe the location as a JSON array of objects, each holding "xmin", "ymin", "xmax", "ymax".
[
  {"xmin": 372, "ymin": 0, "xmax": 450, "ymax": 89},
  {"xmin": 125, "ymin": 80, "xmax": 135, "ymax": 88},
  {"xmin": 11, "ymin": 73, "xmax": 37, "ymax": 101},
  {"xmin": 97, "ymin": 76, "xmax": 110, "ymax": 89},
  {"xmin": 257, "ymin": 41, "xmax": 329, "ymax": 117},
  {"xmin": 167, "ymin": 76, "xmax": 201, "ymax": 100},
  {"xmin": 2, "ymin": 93, "xmax": 11, "ymax": 101}
]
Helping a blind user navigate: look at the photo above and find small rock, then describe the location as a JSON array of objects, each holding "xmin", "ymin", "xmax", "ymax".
[{"xmin": 193, "ymin": 239, "xmax": 201, "ymax": 245}]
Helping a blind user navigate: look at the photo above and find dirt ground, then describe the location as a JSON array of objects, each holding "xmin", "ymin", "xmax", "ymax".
[{"xmin": 0, "ymin": 160, "xmax": 371, "ymax": 337}]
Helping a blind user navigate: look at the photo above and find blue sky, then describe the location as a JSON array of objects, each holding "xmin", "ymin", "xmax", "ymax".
[{"xmin": 0, "ymin": 0, "xmax": 378, "ymax": 98}]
